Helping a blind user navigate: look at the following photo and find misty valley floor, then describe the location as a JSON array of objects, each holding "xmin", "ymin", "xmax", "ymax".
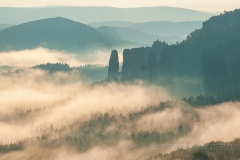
[{"xmin": 0, "ymin": 69, "xmax": 240, "ymax": 160}]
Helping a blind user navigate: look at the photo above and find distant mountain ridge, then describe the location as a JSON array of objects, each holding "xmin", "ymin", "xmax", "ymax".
[
  {"xmin": 90, "ymin": 21, "xmax": 203, "ymax": 43},
  {"xmin": 97, "ymin": 26, "xmax": 162, "ymax": 45},
  {"xmin": 0, "ymin": 6, "xmax": 215, "ymax": 24},
  {"xmin": 0, "ymin": 17, "xmax": 131, "ymax": 52}
]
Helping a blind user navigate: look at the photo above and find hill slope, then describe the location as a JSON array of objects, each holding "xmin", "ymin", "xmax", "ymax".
[
  {"xmin": 97, "ymin": 26, "xmax": 162, "ymax": 45},
  {"xmin": 0, "ymin": 6, "xmax": 215, "ymax": 24},
  {"xmin": 0, "ymin": 23, "xmax": 13, "ymax": 31},
  {"xmin": 0, "ymin": 17, "xmax": 130, "ymax": 52},
  {"xmin": 159, "ymin": 9, "xmax": 240, "ymax": 78}
]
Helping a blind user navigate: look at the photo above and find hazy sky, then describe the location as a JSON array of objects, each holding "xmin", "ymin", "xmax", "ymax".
[{"xmin": 0, "ymin": 0, "xmax": 239, "ymax": 12}]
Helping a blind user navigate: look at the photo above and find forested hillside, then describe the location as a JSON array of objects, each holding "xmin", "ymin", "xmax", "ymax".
[
  {"xmin": 111, "ymin": 9, "xmax": 240, "ymax": 93},
  {"xmin": 1, "ymin": 84, "xmax": 240, "ymax": 159}
]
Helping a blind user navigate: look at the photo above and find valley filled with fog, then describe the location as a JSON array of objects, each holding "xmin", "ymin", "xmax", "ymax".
[
  {"xmin": 1, "ymin": 65, "xmax": 240, "ymax": 159},
  {"xmin": 0, "ymin": 5, "xmax": 240, "ymax": 160}
]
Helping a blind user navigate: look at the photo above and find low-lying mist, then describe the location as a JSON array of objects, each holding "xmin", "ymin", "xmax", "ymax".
[
  {"xmin": 0, "ymin": 47, "xmax": 118, "ymax": 67},
  {"xmin": 0, "ymin": 62, "xmax": 239, "ymax": 160},
  {"xmin": 0, "ymin": 69, "xmax": 169, "ymax": 143}
]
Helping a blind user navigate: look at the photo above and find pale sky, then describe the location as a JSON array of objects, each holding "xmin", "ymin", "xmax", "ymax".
[{"xmin": 0, "ymin": 0, "xmax": 239, "ymax": 12}]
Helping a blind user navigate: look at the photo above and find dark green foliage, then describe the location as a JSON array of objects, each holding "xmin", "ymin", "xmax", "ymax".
[
  {"xmin": 201, "ymin": 38, "xmax": 240, "ymax": 91},
  {"xmin": 119, "ymin": 9, "xmax": 240, "ymax": 93},
  {"xmin": 184, "ymin": 9, "xmax": 240, "ymax": 48},
  {"xmin": 72, "ymin": 113, "xmax": 119, "ymax": 151},
  {"xmin": 182, "ymin": 87, "xmax": 240, "ymax": 107},
  {"xmin": 33, "ymin": 63, "xmax": 71, "ymax": 72},
  {"xmin": 193, "ymin": 151, "xmax": 209, "ymax": 160},
  {"xmin": 147, "ymin": 51, "xmax": 157, "ymax": 82},
  {"xmin": 159, "ymin": 44, "xmax": 201, "ymax": 77},
  {"xmin": 131, "ymin": 131, "xmax": 177, "ymax": 147},
  {"xmin": 162, "ymin": 9, "xmax": 240, "ymax": 82},
  {"xmin": 151, "ymin": 40, "xmax": 168, "ymax": 60},
  {"xmin": 201, "ymin": 46, "xmax": 230, "ymax": 91},
  {"xmin": 0, "ymin": 142, "xmax": 23, "ymax": 154},
  {"xmin": 146, "ymin": 139, "xmax": 240, "ymax": 160},
  {"xmin": 126, "ymin": 102, "xmax": 172, "ymax": 122}
]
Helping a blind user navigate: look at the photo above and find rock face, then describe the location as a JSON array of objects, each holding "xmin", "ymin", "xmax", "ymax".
[
  {"xmin": 121, "ymin": 40, "xmax": 167, "ymax": 81},
  {"xmin": 121, "ymin": 48, "xmax": 158, "ymax": 82},
  {"xmin": 107, "ymin": 50, "xmax": 119, "ymax": 81},
  {"xmin": 122, "ymin": 47, "xmax": 150, "ymax": 81}
]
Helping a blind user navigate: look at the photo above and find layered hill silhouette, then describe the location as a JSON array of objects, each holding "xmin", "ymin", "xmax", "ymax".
[
  {"xmin": 0, "ymin": 6, "xmax": 215, "ymax": 24},
  {"xmin": 91, "ymin": 21, "xmax": 203, "ymax": 43},
  {"xmin": 0, "ymin": 17, "xmax": 131, "ymax": 52}
]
